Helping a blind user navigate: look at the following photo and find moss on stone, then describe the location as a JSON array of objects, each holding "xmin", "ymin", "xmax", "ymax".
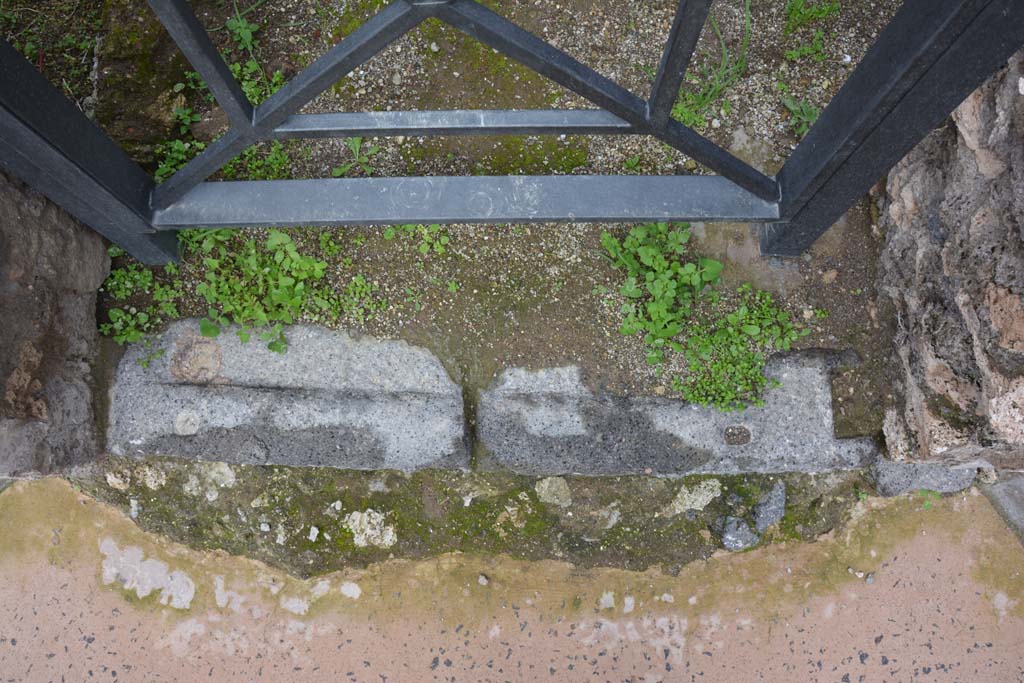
[{"xmin": 73, "ymin": 458, "xmax": 876, "ymax": 579}]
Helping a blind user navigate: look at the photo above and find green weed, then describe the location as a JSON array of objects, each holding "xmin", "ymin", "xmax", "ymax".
[
  {"xmin": 781, "ymin": 95, "xmax": 820, "ymax": 137},
  {"xmin": 602, "ymin": 222, "xmax": 808, "ymax": 409},
  {"xmin": 225, "ymin": 13, "xmax": 259, "ymax": 51},
  {"xmin": 223, "ymin": 140, "xmax": 292, "ymax": 180},
  {"xmin": 674, "ymin": 286, "xmax": 807, "ymax": 409},
  {"xmin": 332, "ymin": 137, "xmax": 380, "ymax": 177},
  {"xmin": 671, "ymin": 0, "xmax": 750, "ymax": 130},
  {"xmin": 189, "ymin": 229, "xmax": 327, "ymax": 352},
  {"xmin": 383, "ymin": 223, "xmax": 451, "ymax": 257},
  {"xmin": 154, "ymin": 139, "xmax": 206, "ymax": 183},
  {"xmin": 601, "ymin": 223, "xmax": 722, "ymax": 365},
  {"xmin": 99, "ymin": 248, "xmax": 183, "ymax": 346},
  {"xmin": 784, "ymin": 29, "xmax": 826, "ymax": 62},
  {"xmin": 784, "ymin": 0, "xmax": 840, "ymax": 34},
  {"xmin": 309, "ymin": 274, "xmax": 387, "ymax": 325}
]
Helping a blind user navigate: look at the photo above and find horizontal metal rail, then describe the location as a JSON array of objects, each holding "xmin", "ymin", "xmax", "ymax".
[
  {"xmin": 272, "ymin": 109, "xmax": 635, "ymax": 139},
  {"xmin": 151, "ymin": 176, "xmax": 780, "ymax": 228}
]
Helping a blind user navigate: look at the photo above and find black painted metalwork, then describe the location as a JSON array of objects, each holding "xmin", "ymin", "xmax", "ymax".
[{"xmin": 1, "ymin": 0, "xmax": 1022, "ymax": 264}]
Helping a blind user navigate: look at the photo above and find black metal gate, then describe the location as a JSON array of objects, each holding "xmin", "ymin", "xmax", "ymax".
[{"xmin": 1, "ymin": 0, "xmax": 1022, "ymax": 263}]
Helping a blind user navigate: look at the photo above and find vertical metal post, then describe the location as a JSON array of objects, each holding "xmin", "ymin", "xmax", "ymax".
[
  {"xmin": 0, "ymin": 40, "xmax": 178, "ymax": 264},
  {"xmin": 647, "ymin": 0, "xmax": 713, "ymax": 127},
  {"xmin": 764, "ymin": 0, "xmax": 1024, "ymax": 256}
]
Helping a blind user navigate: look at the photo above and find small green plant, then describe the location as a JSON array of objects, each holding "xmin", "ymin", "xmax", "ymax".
[
  {"xmin": 332, "ymin": 137, "xmax": 380, "ymax": 177},
  {"xmin": 622, "ymin": 155, "xmax": 642, "ymax": 173},
  {"xmin": 781, "ymin": 95, "xmax": 820, "ymax": 137},
  {"xmin": 155, "ymin": 139, "xmax": 206, "ymax": 183},
  {"xmin": 101, "ymin": 261, "xmax": 154, "ymax": 300},
  {"xmin": 189, "ymin": 229, "xmax": 328, "ymax": 352},
  {"xmin": 446, "ymin": 279, "xmax": 460, "ymax": 293},
  {"xmin": 403, "ymin": 286, "xmax": 423, "ymax": 312},
  {"xmin": 383, "ymin": 223, "xmax": 451, "ymax": 256},
  {"xmin": 918, "ymin": 489, "xmax": 940, "ymax": 510},
  {"xmin": 99, "ymin": 246, "xmax": 184, "ymax": 346},
  {"xmin": 601, "ymin": 223, "xmax": 723, "ymax": 365},
  {"xmin": 223, "ymin": 140, "xmax": 291, "ymax": 180},
  {"xmin": 309, "ymin": 274, "xmax": 387, "ymax": 325},
  {"xmin": 226, "ymin": 13, "xmax": 259, "ymax": 51},
  {"xmin": 673, "ymin": 286, "xmax": 808, "ymax": 409},
  {"xmin": 602, "ymin": 222, "xmax": 808, "ymax": 410},
  {"xmin": 671, "ymin": 0, "xmax": 750, "ymax": 130},
  {"xmin": 172, "ymin": 106, "xmax": 201, "ymax": 135},
  {"xmin": 784, "ymin": 0, "xmax": 840, "ymax": 34},
  {"xmin": 230, "ymin": 59, "xmax": 285, "ymax": 105},
  {"xmin": 173, "ymin": 71, "xmax": 214, "ymax": 103},
  {"xmin": 318, "ymin": 230, "xmax": 344, "ymax": 258},
  {"xmin": 784, "ymin": 29, "xmax": 826, "ymax": 62}
]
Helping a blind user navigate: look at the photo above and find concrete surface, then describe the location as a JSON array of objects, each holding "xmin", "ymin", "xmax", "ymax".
[
  {"xmin": 107, "ymin": 320, "xmax": 468, "ymax": 470},
  {"xmin": 1, "ymin": 478, "xmax": 1022, "ymax": 682},
  {"xmin": 478, "ymin": 354, "xmax": 877, "ymax": 475}
]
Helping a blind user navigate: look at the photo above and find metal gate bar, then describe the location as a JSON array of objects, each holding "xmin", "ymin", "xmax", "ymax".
[
  {"xmin": 1, "ymin": 0, "xmax": 1022, "ymax": 264},
  {"xmin": 151, "ymin": 175, "xmax": 780, "ymax": 228},
  {"xmin": 765, "ymin": 0, "xmax": 1024, "ymax": 255}
]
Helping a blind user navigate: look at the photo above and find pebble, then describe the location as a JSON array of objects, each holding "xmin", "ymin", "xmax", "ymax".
[
  {"xmin": 308, "ymin": 526, "xmax": 319, "ymax": 542},
  {"xmin": 430, "ymin": 41, "xmax": 440, "ymax": 53},
  {"xmin": 478, "ymin": 574, "xmax": 489, "ymax": 586}
]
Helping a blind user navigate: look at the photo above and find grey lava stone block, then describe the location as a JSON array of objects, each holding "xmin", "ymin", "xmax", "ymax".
[
  {"xmin": 871, "ymin": 459, "xmax": 976, "ymax": 496},
  {"xmin": 107, "ymin": 321, "xmax": 468, "ymax": 471},
  {"xmin": 478, "ymin": 353, "xmax": 877, "ymax": 476}
]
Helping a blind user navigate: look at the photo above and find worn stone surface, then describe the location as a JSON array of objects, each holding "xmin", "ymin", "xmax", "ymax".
[
  {"xmin": 478, "ymin": 353, "xmax": 877, "ymax": 476},
  {"xmin": 534, "ymin": 476, "xmax": 572, "ymax": 507},
  {"xmin": 871, "ymin": 459, "xmax": 976, "ymax": 497},
  {"xmin": 878, "ymin": 50, "xmax": 1024, "ymax": 462},
  {"xmin": 982, "ymin": 474, "xmax": 1024, "ymax": 546},
  {"xmin": 659, "ymin": 479, "xmax": 722, "ymax": 517},
  {"xmin": 754, "ymin": 481, "xmax": 787, "ymax": 532},
  {"xmin": 0, "ymin": 172, "xmax": 108, "ymax": 474},
  {"xmin": 718, "ymin": 516, "xmax": 759, "ymax": 551},
  {"xmin": 107, "ymin": 320, "xmax": 468, "ymax": 470}
]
